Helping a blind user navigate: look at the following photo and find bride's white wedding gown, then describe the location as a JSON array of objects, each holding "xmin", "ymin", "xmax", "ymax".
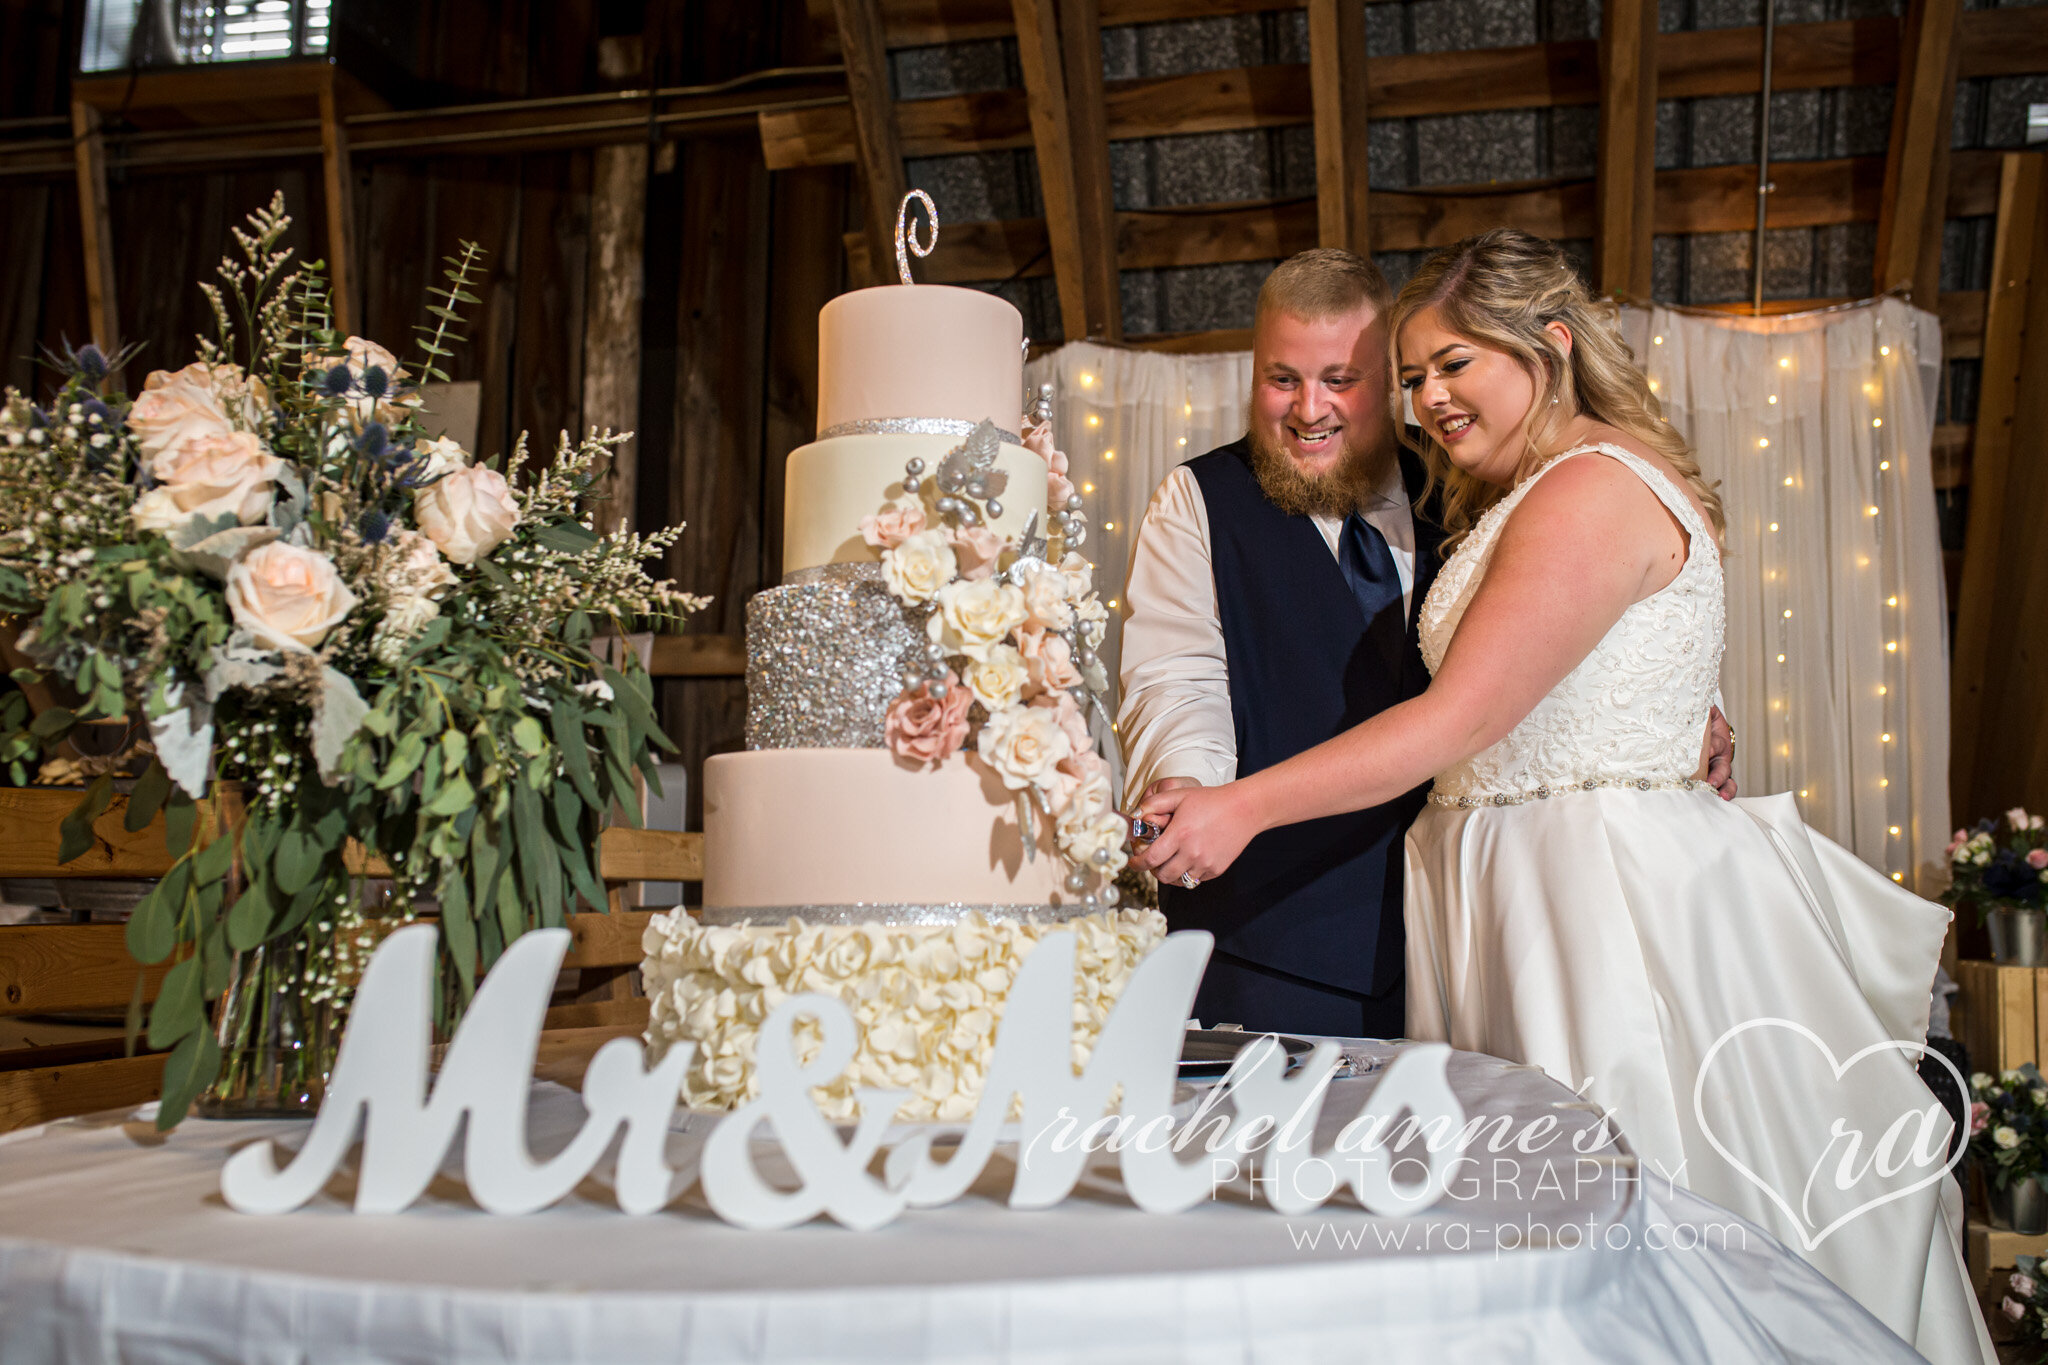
[{"xmin": 1404, "ymin": 443, "xmax": 1994, "ymax": 1364}]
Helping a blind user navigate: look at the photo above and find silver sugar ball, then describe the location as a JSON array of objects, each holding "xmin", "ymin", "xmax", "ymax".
[
  {"xmin": 902, "ymin": 671, "xmax": 922, "ymax": 690},
  {"xmin": 984, "ymin": 498, "xmax": 1003, "ymax": 519},
  {"xmin": 1067, "ymin": 525, "xmax": 1087, "ymax": 546},
  {"xmin": 1081, "ymin": 892, "xmax": 1100, "ymax": 909},
  {"xmin": 928, "ymin": 680, "xmax": 948, "ymax": 698},
  {"xmin": 905, "ymin": 457, "xmax": 925, "ymax": 475},
  {"xmin": 958, "ymin": 502, "xmax": 981, "ymax": 525},
  {"xmin": 1065, "ymin": 870, "xmax": 1089, "ymax": 894},
  {"xmin": 966, "ymin": 476, "xmax": 988, "ymax": 499},
  {"xmin": 902, "ymin": 475, "xmax": 922, "ymax": 494},
  {"xmin": 1074, "ymin": 647, "xmax": 1095, "ymax": 667},
  {"xmin": 1092, "ymin": 847, "xmax": 1112, "ymax": 865},
  {"xmin": 926, "ymin": 659, "xmax": 949, "ymax": 679},
  {"xmin": 936, "ymin": 495, "xmax": 958, "ymax": 516},
  {"xmin": 925, "ymin": 641, "xmax": 946, "ymax": 661},
  {"xmin": 1066, "ymin": 495, "xmax": 1085, "ymax": 512}
]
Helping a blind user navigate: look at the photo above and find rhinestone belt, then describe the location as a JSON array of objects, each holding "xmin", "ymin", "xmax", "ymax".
[
  {"xmin": 1430, "ymin": 775, "xmax": 1705, "ymax": 808},
  {"xmin": 818, "ymin": 416, "xmax": 1024, "ymax": 446}
]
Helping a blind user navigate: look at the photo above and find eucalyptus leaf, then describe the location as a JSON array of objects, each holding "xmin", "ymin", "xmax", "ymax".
[
  {"xmin": 512, "ymin": 716, "xmax": 546, "ymax": 757},
  {"xmin": 200, "ymin": 920, "xmax": 232, "ymax": 999},
  {"xmin": 154, "ymin": 1026, "xmax": 222, "ymax": 1133},
  {"xmin": 225, "ymin": 874, "xmax": 275, "ymax": 951},
  {"xmin": 377, "ymin": 731, "xmax": 427, "ymax": 791},
  {"xmin": 147, "ymin": 956, "xmax": 204, "ymax": 1050},
  {"xmin": 275, "ymin": 828, "xmax": 322, "ymax": 895},
  {"xmin": 56, "ymin": 776, "xmax": 115, "ymax": 865},
  {"xmin": 29, "ymin": 706, "xmax": 75, "ymax": 740},
  {"xmin": 533, "ymin": 521, "xmax": 601, "ymax": 554},
  {"xmin": 312, "ymin": 667, "xmax": 370, "ymax": 784},
  {"xmin": 125, "ymin": 860, "xmax": 185, "ymax": 964},
  {"xmin": 551, "ymin": 704, "xmax": 600, "ymax": 807},
  {"xmin": 426, "ymin": 773, "xmax": 476, "ymax": 816},
  {"xmin": 163, "ymin": 792, "xmax": 198, "ymax": 858},
  {"xmin": 440, "ymin": 872, "xmax": 477, "ymax": 1002}
]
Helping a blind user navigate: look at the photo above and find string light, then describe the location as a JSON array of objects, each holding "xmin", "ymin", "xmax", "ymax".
[
  {"xmin": 1879, "ymin": 345, "xmax": 1890, "ymax": 356},
  {"xmin": 1108, "ymin": 599, "xmax": 1118, "ymax": 609},
  {"xmin": 1865, "ymin": 505, "xmax": 1879, "ymax": 517},
  {"xmin": 1104, "ymin": 450, "xmax": 1116, "ymax": 460},
  {"xmin": 1776, "ymin": 653, "xmax": 1786, "ymax": 663},
  {"xmin": 1782, "ymin": 609, "xmax": 1793, "ymax": 619},
  {"xmin": 1881, "ymin": 732, "xmax": 1892, "ymax": 743},
  {"xmin": 1890, "ymin": 825, "xmax": 1901, "ymax": 836},
  {"xmin": 1880, "ymin": 778, "xmax": 1890, "ymax": 788},
  {"xmin": 1183, "ymin": 402, "xmax": 1192, "ymax": 416},
  {"xmin": 1758, "ymin": 438, "xmax": 1770, "ymax": 448},
  {"xmin": 1885, "ymin": 641, "xmax": 1898, "ymax": 652},
  {"xmin": 1083, "ymin": 482, "xmax": 1096, "ymax": 493},
  {"xmin": 1871, "ymin": 418, "xmax": 1882, "ymax": 429},
  {"xmin": 1653, "ymin": 335, "xmax": 1664, "ymax": 345},
  {"xmin": 1782, "ymin": 476, "xmax": 1794, "ymax": 486},
  {"xmin": 1878, "ymin": 460, "xmax": 1889, "ymax": 471},
  {"xmin": 1778, "ymin": 357, "xmax": 1792, "ymax": 369},
  {"xmin": 1177, "ymin": 436, "xmax": 1188, "ymax": 446},
  {"xmin": 1769, "ymin": 522, "xmax": 1780, "ymax": 532},
  {"xmin": 1886, "ymin": 595, "xmax": 1897, "ymax": 606},
  {"xmin": 1086, "ymin": 415, "xmax": 1100, "ymax": 428},
  {"xmin": 1892, "ymin": 871, "xmax": 1904, "ymax": 882},
  {"xmin": 1104, "ymin": 522, "xmax": 1116, "ymax": 532},
  {"xmin": 1079, "ymin": 372, "xmax": 1096, "ymax": 387},
  {"xmin": 1877, "ymin": 685, "xmax": 1887, "ymax": 695},
  {"xmin": 1768, "ymin": 394, "xmax": 1779, "ymax": 404},
  {"xmin": 1799, "ymin": 789, "xmax": 1810, "ymax": 798}
]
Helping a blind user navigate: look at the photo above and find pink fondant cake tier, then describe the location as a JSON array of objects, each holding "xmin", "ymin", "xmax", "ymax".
[
  {"xmin": 816, "ymin": 285, "xmax": 1025, "ymax": 436},
  {"xmin": 702, "ymin": 748, "xmax": 1070, "ymax": 910}
]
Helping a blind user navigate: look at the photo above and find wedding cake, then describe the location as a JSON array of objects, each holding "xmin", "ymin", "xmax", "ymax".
[{"xmin": 642, "ymin": 273, "xmax": 1165, "ymax": 1122}]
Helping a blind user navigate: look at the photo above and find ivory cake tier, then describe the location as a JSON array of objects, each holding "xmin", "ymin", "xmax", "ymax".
[
  {"xmin": 816, "ymin": 285, "xmax": 1024, "ymax": 435},
  {"xmin": 781, "ymin": 432, "xmax": 1048, "ymax": 577},
  {"xmin": 701, "ymin": 748, "xmax": 1070, "ymax": 913}
]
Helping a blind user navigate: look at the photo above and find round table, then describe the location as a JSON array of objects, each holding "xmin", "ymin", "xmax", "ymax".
[{"xmin": 0, "ymin": 1042, "xmax": 1919, "ymax": 1364}]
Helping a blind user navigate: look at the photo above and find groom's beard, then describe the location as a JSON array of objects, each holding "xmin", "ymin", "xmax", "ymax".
[{"xmin": 1246, "ymin": 422, "xmax": 1392, "ymax": 520}]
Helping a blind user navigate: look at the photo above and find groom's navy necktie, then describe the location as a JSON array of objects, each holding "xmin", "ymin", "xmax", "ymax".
[{"xmin": 1338, "ymin": 511, "xmax": 1403, "ymax": 631}]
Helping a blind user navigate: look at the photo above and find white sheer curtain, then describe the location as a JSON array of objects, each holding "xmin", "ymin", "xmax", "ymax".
[
  {"xmin": 1619, "ymin": 298, "xmax": 1951, "ymax": 889},
  {"xmin": 1029, "ymin": 301, "xmax": 1950, "ymax": 886}
]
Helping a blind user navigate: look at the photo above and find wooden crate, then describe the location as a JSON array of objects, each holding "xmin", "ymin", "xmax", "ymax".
[{"xmin": 1954, "ymin": 959, "xmax": 2048, "ymax": 1073}]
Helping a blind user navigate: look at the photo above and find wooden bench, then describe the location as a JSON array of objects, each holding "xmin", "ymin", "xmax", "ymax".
[{"xmin": 0, "ymin": 787, "xmax": 701, "ymax": 1132}]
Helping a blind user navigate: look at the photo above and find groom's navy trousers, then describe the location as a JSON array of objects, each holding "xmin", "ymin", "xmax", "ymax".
[{"xmin": 1157, "ymin": 440, "xmax": 1444, "ymax": 1040}]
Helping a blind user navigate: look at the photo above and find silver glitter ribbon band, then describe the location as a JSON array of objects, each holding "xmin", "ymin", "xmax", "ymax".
[
  {"xmin": 819, "ymin": 417, "xmax": 1023, "ymax": 446},
  {"xmin": 1431, "ymin": 775, "xmax": 1704, "ymax": 809},
  {"xmin": 783, "ymin": 561, "xmax": 886, "ymax": 587},
  {"xmin": 698, "ymin": 902, "xmax": 1092, "ymax": 927}
]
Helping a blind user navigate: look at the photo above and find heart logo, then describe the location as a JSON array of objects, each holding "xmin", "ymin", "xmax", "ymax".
[{"xmin": 1692, "ymin": 1017, "xmax": 1966, "ymax": 1252}]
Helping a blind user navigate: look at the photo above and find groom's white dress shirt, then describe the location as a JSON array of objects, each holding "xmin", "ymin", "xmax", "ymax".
[{"xmin": 1117, "ymin": 454, "xmax": 1416, "ymax": 801}]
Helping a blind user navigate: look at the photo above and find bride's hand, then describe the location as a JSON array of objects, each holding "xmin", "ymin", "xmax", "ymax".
[{"xmin": 1132, "ymin": 782, "xmax": 1260, "ymax": 888}]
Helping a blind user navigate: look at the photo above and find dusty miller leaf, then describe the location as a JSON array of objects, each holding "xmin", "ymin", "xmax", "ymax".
[
  {"xmin": 148, "ymin": 684, "xmax": 216, "ymax": 799},
  {"xmin": 312, "ymin": 667, "xmax": 370, "ymax": 785}
]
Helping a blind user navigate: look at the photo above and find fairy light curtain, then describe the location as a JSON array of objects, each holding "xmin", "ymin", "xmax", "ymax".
[{"xmin": 1038, "ymin": 295, "xmax": 1949, "ymax": 886}]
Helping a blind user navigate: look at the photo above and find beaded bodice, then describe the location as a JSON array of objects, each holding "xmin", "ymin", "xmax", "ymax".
[{"xmin": 1419, "ymin": 443, "xmax": 1724, "ymax": 807}]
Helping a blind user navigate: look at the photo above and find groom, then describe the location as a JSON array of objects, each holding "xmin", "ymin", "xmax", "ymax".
[{"xmin": 1118, "ymin": 248, "xmax": 1730, "ymax": 1037}]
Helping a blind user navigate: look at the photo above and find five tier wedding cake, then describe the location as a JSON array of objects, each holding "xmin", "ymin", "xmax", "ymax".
[{"xmin": 642, "ymin": 234, "xmax": 1165, "ymax": 1122}]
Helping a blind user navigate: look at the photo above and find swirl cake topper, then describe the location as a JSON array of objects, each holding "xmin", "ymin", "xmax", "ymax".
[{"xmin": 895, "ymin": 189, "xmax": 938, "ymax": 286}]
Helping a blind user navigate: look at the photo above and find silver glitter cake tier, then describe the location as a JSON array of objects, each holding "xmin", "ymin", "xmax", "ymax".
[
  {"xmin": 744, "ymin": 567, "xmax": 926, "ymax": 749},
  {"xmin": 699, "ymin": 902, "xmax": 1086, "ymax": 927}
]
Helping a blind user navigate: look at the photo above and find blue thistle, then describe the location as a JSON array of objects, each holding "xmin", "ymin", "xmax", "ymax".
[
  {"xmin": 359, "ymin": 365, "xmax": 388, "ymax": 399},
  {"xmin": 321, "ymin": 365, "xmax": 353, "ymax": 398},
  {"xmin": 72, "ymin": 344, "xmax": 108, "ymax": 386},
  {"xmin": 80, "ymin": 397, "xmax": 112, "ymax": 426},
  {"xmin": 360, "ymin": 509, "xmax": 391, "ymax": 544},
  {"xmin": 354, "ymin": 421, "xmax": 389, "ymax": 457}
]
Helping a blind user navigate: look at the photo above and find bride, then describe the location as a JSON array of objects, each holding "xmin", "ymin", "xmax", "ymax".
[{"xmin": 1132, "ymin": 229, "xmax": 1992, "ymax": 1364}]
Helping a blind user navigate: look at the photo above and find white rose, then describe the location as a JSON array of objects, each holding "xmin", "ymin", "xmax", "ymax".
[
  {"xmin": 882, "ymin": 528, "xmax": 957, "ymax": 605},
  {"xmin": 132, "ymin": 429, "xmax": 282, "ymax": 531},
  {"xmin": 1974, "ymin": 1073, "xmax": 1996, "ymax": 1092},
  {"xmin": 378, "ymin": 529, "xmax": 457, "ymax": 598},
  {"xmin": 2006, "ymin": 1070, "xmax": 2027, "ymax": 1086},
  {"xmin": 961, "ymin": 643, "xmax": 1028, "ymax": 711},
  {"xmin": 416, "ymin": 435, "xmax": 469, "ymax": 481},
  {"xmin": 414, "ymin": 463, "xmax": 520, "ymax": 565},
  {"xmin": 1015, "ymin": 562, "xmax": 1074, "ymax": 630},
  {"xmin": 929, "ymin": 577, "xmax": 1028, "ymax": 662},
  {"xmin": 975, "ymin": 702, "xmax": 1073, "ymax": 791},
  {"xmin": 370, "ymin": 592, "xmax": 441, "ymax": 665},
  {"xmin": 1997, "ymin": 1125, "xmax": 2021, "ymax": 1149},
  {"xmin": 125, "ymin": 362, "xmax": 238, "ymax": 462},
  {"xmin": 225, "ymin": 541, "xmax": 359, "ymax": 652}
]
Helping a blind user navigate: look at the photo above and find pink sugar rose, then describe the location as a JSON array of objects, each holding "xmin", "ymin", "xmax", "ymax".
[
  {"xmin": 885, "ymin": 674, "xmax": 972, "ymax": 768},
  {"xmin": 1016, "ymin": 622, "xmax": 1082, "ymax": 692},
  {"xmin": 860, "ymin": 501, "xmax": 926, "ymax": 550},
  {"xmin": 2029, "ymin": 849, "xmax": 2048, "ymax": 870},
  {"xmin": 945, "ymin": 523, "xmax": 1003, "ymax": 580},
  {"xmin": 1023, "ymin": 419, "xmax": 1071, "ymax": 474},
  {"xmin": 1034, "ymin": 688, "xmax": 1093, "ymax": 755},
  {"xmin": 1972, "ymin": 1101, "xmax": 1990, "ymax": 1135},
  {"xmin": 1047, "ymin": 469, "xmax": 1076, "ymax": 511}
]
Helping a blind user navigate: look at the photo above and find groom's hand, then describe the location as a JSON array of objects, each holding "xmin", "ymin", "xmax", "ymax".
[
  {"xmin": 1706, "ymin": 706, "xmax": 1737, "ymax": 800},
  {"xmin": 1124, "ymin": 778, "xmax": 1199, "ymax": 849}
]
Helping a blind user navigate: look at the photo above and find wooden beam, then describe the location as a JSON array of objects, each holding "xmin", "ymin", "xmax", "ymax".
[
  {"xmin": 1876, "ymin": 0, "xmax": 1965, "ymax": 302},
  {"xmin": 1954, "ymin": 154, "xmax": 2048, "ymax": 814},
  {"xmin": 583, "ymin": 142, "xmax": 649, "ymax": 537},
  {"xmin": 1011, "ymin": 0, "xmax": 1096, "ymax": 340},
  {"xmin": 647, "ymin": 633, "xmax": 747, "ymax": 676},
  {"xmin": 1059, "ymin": 0, "xmax": 1122, "ymax": 339},
  {"xmin": 833, "ymin": 0, "xmax": 910, "ymax": 287},
  {"xmin": 1596, "ymin": 0, "xmax": 1658, "ymax": 296},
  {"xmin": 316, "ymin": 73, "xmax": 358, "ymax": 336},
  {"xmin": 1307, "ymin": 0, "xmax": 1371, "ymax": 256},
  {"xmin": 0, "ymin": 1052, "xmax": 165, "ymax": 1134},
  {"xmin": 67, "ymin": 99, "xmax": 120, "ymax": 386}
]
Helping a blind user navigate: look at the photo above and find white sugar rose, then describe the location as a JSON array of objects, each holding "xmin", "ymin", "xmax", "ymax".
[
  {"xmin": 1997, "ymin": 1125, "xmax": 2021, "ymax": 1149},
  {"xmin": 1073, "ymin": 592, "xmax": 1108, "ymax": 648},
  {"xmin": 1058, "ymin": 551, "xmax": 1094, "ymax": 599},
  {"xmin": 976, "ymin": 701, "xmax": 1073, "ymax": 791},
  {"xmin": 929, "ymin": 576, "xmax": 1028, "ymax": 662},
  {"xmin": 1060, "ymin": 807, "xmax": 1130, "ymax": 878},
  {"xmin": 883, "ymin": 528, "xmax": 957, "ymax": 604},
  {"xmin": 416, "ymin": 435, "xmax": 469, "ymax": 481},
  {"xmin": 132, "ymin": 430, "xmax": 283, "ymax": 532},
  {"xmin": 414, "ymin": 463, "xmax": 521, "ymax": 564},
  {"xmin": 1015, "ymin": 562, "xmax": 1074, "ymax": 630},
  {"xmin": 226, "ymin": 541, "xmax": 359, "ymax": 652},
  {"xmin": 962, "ymin": 643, "xmax": 1028, "ymax": 711},
  {"xmin": 125, "ymin": 362, "xmax": 238, "ymax": 461}
]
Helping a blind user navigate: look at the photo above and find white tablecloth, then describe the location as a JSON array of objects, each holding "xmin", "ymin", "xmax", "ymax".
[{"xmin": 0, "ymin": 1044, "xmax": 1921, "ymax": 1364}]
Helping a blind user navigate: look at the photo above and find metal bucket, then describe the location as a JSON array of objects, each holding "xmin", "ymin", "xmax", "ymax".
[
  {"xmin": 1989, "ymin": 908, "xmax": 2048, "ymax": 966},
  {"xmin": 1991, "ymin": 1175, "xmax": 2048, "ymax": 1234}
]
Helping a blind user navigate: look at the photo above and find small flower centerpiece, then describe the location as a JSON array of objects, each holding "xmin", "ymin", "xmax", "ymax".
[
  {"xmin": 863, "ymin": 413, "xmax": 1126, "ymax": 905},
  {"xmin": 2000, "ymin": 1254, "xmax": 2048, "ymax": 1352},
  {"xmin": 1945, "ymin": 807, "xmax": 2048, "ymax": 963},
  {"xmin": 1971, "ymin": 1067, "xmax": 2048, "ymax": 1231},
  {"xmin": 0, "ymin": 197, "xmax": 706, "ymax": 1126}
]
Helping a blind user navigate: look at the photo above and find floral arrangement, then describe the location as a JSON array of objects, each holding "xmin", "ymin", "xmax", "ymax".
[
  {"xmin": 859, "ymin": 415, "xmax": 1126, "ymax": 905},
  {"xmin": 1944, "ymin": 806, "xmax": 2048, "ymax": 922},
  {"xmin": 0, "ymin": 197, "xmax": 705, "ymax": 1125},
  {"xmin": 2001, "ymin": 1254, "xmax": 2048, "ymax": 1354},
  {"xmin": 641, "ymin": 906, "xmax": 1167, "ymax": 1121},
  {"xmin": 1970, "ymin": 1065, "xmax": 2048, "ymax": 1190}
]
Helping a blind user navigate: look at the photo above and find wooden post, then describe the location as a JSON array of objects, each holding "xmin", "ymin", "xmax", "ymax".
[
  {"xmin": 1595, "ymin": 0, "xmax": 1658, "ymax": 296},
  {"xmin": 68, "ymin": 98, "xmax": 121, "ymax": 386},
  {"xmin": 1011, "ymin": 0, "xmax": 1095, "ymax": 341},
  {"xmin": 831, "ymin": 0, "xmax": 908, "ymax": 288},
  {"xmin": 583, "ymin": 142, "xmax": 649, "ymax": 536},
  {"xmin": 1950, "ymin": 154, "xmax": 2044, "ymax": 817},
  {"xmin": 1058, "ymin": 0, "xmax": 1120, "ymax": 339},
  {"xmin": 317, "ymin": 75, "xmax": 358, "ymax": 335},
  {"xmin": 1875, "ymin": 0, "xmax": 1964, "ymax": 302},
  {"xmin": 1307, "ymin": 0, "xmax": 1372, "ymax": 258}
]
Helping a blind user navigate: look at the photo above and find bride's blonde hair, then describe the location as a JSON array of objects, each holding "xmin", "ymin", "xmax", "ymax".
[{"xmin": 1389, "ymin": 229, "xmax": 1724, "ymax": 544}]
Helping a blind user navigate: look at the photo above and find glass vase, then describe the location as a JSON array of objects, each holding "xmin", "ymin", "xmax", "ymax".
[{"xmin": 195, "ymin": 936, "xmax": 340, "ymax": 1119}]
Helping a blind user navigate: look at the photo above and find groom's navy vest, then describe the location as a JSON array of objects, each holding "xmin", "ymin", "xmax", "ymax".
[{"xmin": 1161, "ymin": 439, "xmax": 1444, "ymax": 998}]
